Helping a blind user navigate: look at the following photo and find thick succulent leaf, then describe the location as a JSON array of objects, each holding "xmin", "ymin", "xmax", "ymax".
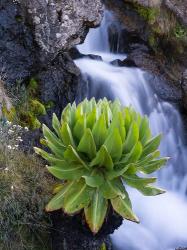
[
  {"xmin": 42, "ymin": 124, "xmax": 65, "ymax": 150},
  {"xmin": 62, "ymin": 179, "xmax": 92, "ymax": 214},
  {"xmin": 138, "ymin": 157, "xmax": 169, "ymax": 174},
  {"xmin": 64, "ymin": 145, "xmax": 89, "ymax": 170},
  {"xmin": 111, "ymin": 196, "xmax": 139, "ymax": 223},
  {"xmin": 102, "ymin": 101, "xmax": 112, "ymax": 127},
  {"xmin": 90, "ymin": 97, "xmax": 97, "ymax": 111},
  {"xmin": 104, "ymin": 128, "xmax": 123, "ymax": 161},
  {"xmin": 83, "ymin": 171, "xmax": 104, "ymax": 188},
  {"xmin": 141, "ymin": 134, "xmax": 162, "ymax": 158},
  {"xmin": 90, "ymin": 145, "xmax": 113, "ymax": 171},
  {"xmin": 92, "ymin": 114, "xmax": 108, "ymax": 148},
  {"xmin": 120, "ymin": 141, "xmax": 142, "ymax": 165},
  {"xmin": 75, "ymin": 102, "xmax": 84, "ymax": 120},
  {"xmin": 110, "ymin": 99, "xmax": 121, "ymax": 114},
  {"xmin": 82, "ymin": 98, "xmax": 89, "ymax": 113},
  {"xmin": 61, "ymin": 103, "xmax": 75, "ymax": 127},
  {"xmin": 53, "ymin": 183, "xmax": 64, "ymax": 194},
  {"xmin": 105, "ymin": 165, "xmax": 130, "ymax": 180},
  {"xmin": 136, "ymin": 150, "xmax": 160, "ymax": 167},
  {"xmin": 108, "ymin": 112, "xmax": 126, "ymax": 142},
  {"xmin": 60, "ymin": 122, "xmax": 75, "ymax": 147},
  {"xmin": 47, "ymin": 164, "xmax": 86, "ymax": 180},
  {"xmin": 139, "ymin": 116, "xmax": 151, "ymax": 145},
  {"xmin": 86, "ymin": 108, "xmax": 97, "ymax": 129},
  {"xmin": 123, "ymin": 122, "xmax": 139, "ymax": 153},
  {"xmin": 46, "ymin": 181, "xmax": 75, "ymax": 211},
  {"xmin": 123, "ymin": 107, "xmax": 131, "ymax": 132},
  {"xmin": 85, "ymin": 190, "xmax": 108, "ymax": 234},
  {"xmin": 34, "ymin": 147, "xmax": 71, "ymax": 166},
  {"xmin": 122, "ymin": 174, "xmax": 157, "ymax": 188},
  {"xmin": 135, "ymin": 185, "xmax": 166, "ymax": 196},
  {"xmin": 46, "ymin": 140, "xmax": 65, "ymax": 158},
  {"xmin": 77, "ymin": 128, "xmax": 96, "ymax": 159},
  {"xmin": 52, "ymin": 113, "xmax": 61, "ymax": 138},
  {"xmin": 100, "ymin": 178, "xmax": 126, "ymax": 199},
  {"xmin": 124, "ymin": 165, "xmax": 137, "ymax": 175},
  {"xmin": 73, "ymin": 115, "xmax": 86, "ymax": 141}
]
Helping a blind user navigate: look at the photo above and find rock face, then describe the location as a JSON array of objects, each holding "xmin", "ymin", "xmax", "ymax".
[
  {"xmin": 105, "ymin": 0, "xmax": 187, "ymax": 107},
  {"xmin": 0, "ymin": 0, "xmax": 103, "ymax": 111},
  {"xmin": 0, "ymin": 1, "xmax": 106, "ymax": 249},
  {"xmin": 0, "ymin": 80, "xmax": 12, "ymax": 118},
  {"xmin": 20, "ymin": 0, "xmax": 103, "ymax": 59}
]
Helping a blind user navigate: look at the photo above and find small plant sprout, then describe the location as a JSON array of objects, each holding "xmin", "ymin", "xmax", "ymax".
[{"xmin": 34, "ymin": 98, "xmax": 168, "ymax": 234}]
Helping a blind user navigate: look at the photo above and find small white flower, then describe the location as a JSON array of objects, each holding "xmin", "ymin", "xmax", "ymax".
[
  {"xmin": 24, "ymin": 127, "xmax": 29, "ymax": 131},
  {"xmin": 11, "ymin": 185, "xmax": 14, "ymax": 190},
  {"xmin": 7, "ymin": 145, "xmax": 12, "ymax": 149},
  {"xmin": 4, "ymin": 167, "xmax": 9, "ymax": 171}
]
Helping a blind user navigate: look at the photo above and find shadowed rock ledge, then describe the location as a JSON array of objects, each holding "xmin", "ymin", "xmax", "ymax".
[{"xmin": 0, "ymin": 0, "xmax": 103, "ymax": 121}]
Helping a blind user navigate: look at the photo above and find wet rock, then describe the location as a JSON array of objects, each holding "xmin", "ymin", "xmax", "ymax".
[
  {"xmin": 104, "ymin": 0, "xmax": 186, "ymax": 104},
  {"xmin": 69, "ymin": 47, "xmax": 103, "ymax": 61},
  {"xmin": 51, "ymin": 206, "xmax": 123, "ymax": 250},
  {"xmin": 182, "ymin": 69, "xmax": 187, "ymax": 109},
  {"xmin": 110, "ymin": 58, "xmax": 137, "ymax": 67}
]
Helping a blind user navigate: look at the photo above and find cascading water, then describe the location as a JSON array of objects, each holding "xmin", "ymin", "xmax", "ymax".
[{"xmin": 75, "ymin": 11, "xmax": 187, "ymax": 250}]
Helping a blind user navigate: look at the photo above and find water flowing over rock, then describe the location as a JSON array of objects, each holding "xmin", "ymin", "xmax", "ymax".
[
  {"xmin": 104, "ymin": 0, "xmax": 187, "ymax": 108},
  {"xmin": 76, "ymin": 10, "xmax": 187, "ymax": 250}
]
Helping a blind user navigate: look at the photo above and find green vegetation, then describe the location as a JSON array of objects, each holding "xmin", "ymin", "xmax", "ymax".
[
  {"xmin": 10, "ymin": 77, "xmax": 47, "ymax": 129},
  {"xmin": 173, "ymin": 22, "xmax": 187, "ymax": 39},
  {"xmin": 133, "ymin": 4, "xmax": 159, "ymax": 25},
  {"xmin": 35, "ymin": 98, "xmax": 168, "ymax": 234},
  {"xmin": 0, "ymin": 121, "xmax": 54, "ymax": 249}
]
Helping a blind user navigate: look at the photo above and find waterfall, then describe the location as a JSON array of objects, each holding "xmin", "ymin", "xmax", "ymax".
[{"xmin": 75, "ymin": 11, "xmax": 187, "ymax": 250}]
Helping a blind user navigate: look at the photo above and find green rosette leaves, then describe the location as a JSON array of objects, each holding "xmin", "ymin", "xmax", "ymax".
[{"xmin": 34, "ymin": 98, "xmax": 168, "ymax": 234}]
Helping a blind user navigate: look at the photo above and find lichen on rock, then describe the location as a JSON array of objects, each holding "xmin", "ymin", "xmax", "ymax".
[{"xmin": 20, "ymin": 0, "xmax": 103, "ymax": 57}]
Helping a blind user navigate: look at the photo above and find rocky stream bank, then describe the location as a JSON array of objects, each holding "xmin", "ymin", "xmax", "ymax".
[{"xmin": 0, "ymin": 0, "xmax": 187, "ymax": 249}]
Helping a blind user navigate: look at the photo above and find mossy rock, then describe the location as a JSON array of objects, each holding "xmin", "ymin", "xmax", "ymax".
[{"xmin": 30, "ymin": 99, "xmax": 46, "ymax": 116}]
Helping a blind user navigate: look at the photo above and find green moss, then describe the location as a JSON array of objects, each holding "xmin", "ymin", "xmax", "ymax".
[
  {"xmin": 30, "ymin": 99, "xmax": 46, "ymax": 116},
  {"xmin": 134, "ymin": 4, "xmax": 159, "ymax": 25},
  {"xmin": 148, "ymin": 34, "xmax": 158, "ymax": 49},
  {"xmin": 100, "ymin": 243, "xmax": 107, "ymax": 250},
  {"xmin": 19, "ymin": 111, "xmax": 41, "ymax": 129},
  {"xmin": 28, "ymin": 77, "xmax": 39, "ymax": 95},
  {"xmin": 173, "ymin": 22, "xmax": 187, "ymax": 39},
  {"xmin": 45, "ymin": 100, "xmax": 55, "ymax": 110},
  {"xmin": 12, "ymin": 77, "xmax": 48, "ymax": 130},
  {"xmin": 2, "ymin": 104, "xmax": 16, "ymax": 122}
]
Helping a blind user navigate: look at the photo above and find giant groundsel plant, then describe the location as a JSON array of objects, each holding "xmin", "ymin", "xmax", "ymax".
[{"xmin": 34, "ymin": 98, "xmax": 168, "ymax": 234}]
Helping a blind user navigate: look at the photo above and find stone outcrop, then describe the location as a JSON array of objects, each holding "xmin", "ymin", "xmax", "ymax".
[
  {"xmin": 105, "ymin": 0, "xmax": 187, "ymax": 108},
  {"xmin": 0, "ymin": 0, "xmax": 103, "ymax": 122},
  {"xmin": 20, "ymin": 0, "xmax": 103, "ymax": 59},
  {"xmin": 0, "ymin": 80, "xmax": 12, "ymax": 118}
]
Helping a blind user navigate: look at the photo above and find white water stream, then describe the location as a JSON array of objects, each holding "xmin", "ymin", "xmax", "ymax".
[{"xmin": 75, "ymin": 11, "xmax": 187, "ymax": 250}]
